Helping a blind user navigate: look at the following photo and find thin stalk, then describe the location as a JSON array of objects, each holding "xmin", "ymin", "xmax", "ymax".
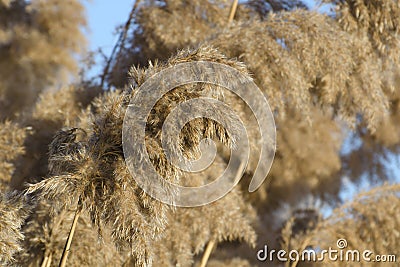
[
  {"xmin": 58, "ymin": 205, "xmax": 82, "ymax": 267},
  {"xmin": 41, "ymin": 255, "xmax": 48, "ymax": 267},
  {"xmin": 198, "ymin": 160, "xmax": 243, "ymax": 267},
  {"xmin": 45, "ymin": 253, "xmax": 52, "ymax": 267},
  {"xmin": 42, "ymin": 209, "xmax": 67, "ymax": 267},
  {"xmin": 199, "ymin": 240, "xmax": 216, "ymax": 267},
  {"xmin": 228, "ymin": 0, "xmax": 239, "ymax": 23}
]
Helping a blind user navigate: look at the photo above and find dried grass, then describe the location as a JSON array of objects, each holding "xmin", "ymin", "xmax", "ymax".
[{"xmin": 0, "ymin": 1, "xmax": 399, "ymax": 266}]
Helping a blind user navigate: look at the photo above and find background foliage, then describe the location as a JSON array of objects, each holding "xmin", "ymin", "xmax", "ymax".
[{"xmin": 0, "ymin": 0, "xmax": 399, "ymax": 266}]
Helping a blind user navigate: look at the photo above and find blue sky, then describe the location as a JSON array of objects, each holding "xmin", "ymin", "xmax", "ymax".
[{"xmin": 83, "ymin": 0, "xmax": 135, "ymax": 80}]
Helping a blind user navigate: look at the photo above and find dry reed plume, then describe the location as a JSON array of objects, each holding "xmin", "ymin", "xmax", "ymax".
[
  {"xmin": 0, "ymin": 0, "xmax": 399, "ymax": 266},
  {"xmin": 0, "ymin": 191, "xmax": 30, "ymax": 265}
]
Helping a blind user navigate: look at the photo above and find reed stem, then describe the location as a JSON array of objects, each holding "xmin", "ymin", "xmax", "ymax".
[
  {"xmin": 199, "ymin": 240, "xmax": 216, "ymax": 267},
  {"xmin": 228, "ymin": 0, "xmax": 239, "ymax": 23},
  {"xmin": 58, "ymin": 205, "xmax": 82, "ymax": 267}
]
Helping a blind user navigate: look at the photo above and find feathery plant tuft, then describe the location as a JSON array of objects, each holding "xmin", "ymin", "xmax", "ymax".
[
  {"xmin": 27, "ymin": 46, "xmax": 258, "ymax": 266},
  {"xmin": 0, "ymin": 121, "xmax": 26, "ymax": 191},
  {"xmin": 0, "ymin": 191, "xmax": 30, "ymax": 265},
  {"xmin": 1, "ymin": 0, "xmax": 400, "ymax": 266}
]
